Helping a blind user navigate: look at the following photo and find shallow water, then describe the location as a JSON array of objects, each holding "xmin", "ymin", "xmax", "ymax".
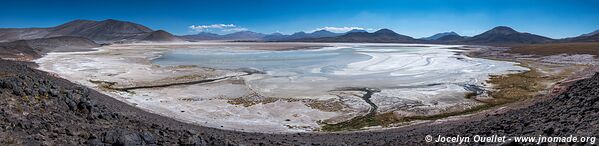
[{"xmin": 153, "ymin": 45, "xmax": 528, "ymax": 97}]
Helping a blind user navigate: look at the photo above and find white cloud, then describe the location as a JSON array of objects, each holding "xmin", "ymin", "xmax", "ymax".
[
  {"xmin": 189, "ymin": 24, "xmax": 247, "ymax": 32},
  {"xmin": 312, "ymin": 26, "xmax": 367, "ymax": 32}
]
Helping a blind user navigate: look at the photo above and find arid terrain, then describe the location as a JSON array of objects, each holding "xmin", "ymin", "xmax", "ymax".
[
  {"xmin": 2, "ymin": 42, "xmax": 599, "ymax": 145},
  {"xmin": 1, "ymin": 18, "xmax": 599, "ymax": 145}
]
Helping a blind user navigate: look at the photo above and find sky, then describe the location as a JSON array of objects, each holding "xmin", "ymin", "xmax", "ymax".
[{"xmin": 1, "ymin": 0, "xmax": 599, "ymax": 38}]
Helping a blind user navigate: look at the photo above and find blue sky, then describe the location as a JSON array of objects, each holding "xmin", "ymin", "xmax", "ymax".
[{"xmin": 1, "ymin": 0, "xmax": 598, "ymax": 38}]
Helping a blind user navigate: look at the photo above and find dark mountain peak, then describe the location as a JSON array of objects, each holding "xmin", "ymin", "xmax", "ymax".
[
  {"xmin": 1, "ymin": 19, "xmax": 181, "ymax": 43},
  {"xmin": 485, "ymin": 26, "xmax": 519, "ymax": 35},
  {"xmin": 292, "ymin": 31, "xmax": 307, "ymax": 35},
  {"xmin": 347, "ymin": 29, "xmax": 367, "ymax": 33},
  {"xmin": 312, "ymin": 30, "xmax": 337, "ymax": 36},
  {"xmin": 269, "ymin": 32, "xmax": 284, "ymax": 36},
  {"xmin": 580, "ymin": 29, "xmax": 599, "ymax": 37},
  {"xmin": 422, "ymin": 32, "xmax": 461, "ymax": 40},
  {"xmin": 102, "ymin": 19, "xmax": 120, "ymax": 22},
  {"xmin": 196, "ymin": 32, "xmax": 218, "ymax": 35},
  {"xmin": 142, "ymin": 30, "xmax": 182, "ymax": 42},
  {"xmin": 569, "ymin": 29, "xmax": 599, "ymax": 42},
  {"xmin": 291, "ymin": 28, "xmax": 419, "ymax": 43},
  {"xmin": 229, "ymin": 31, "xmax": 260, "ymax": 35},
  {"xmin": 53, "ymin": 19, "xmax": 97, "ymax": 29},
  {"xmin": 94, "ymin": 19, "xmax": 153, "ymax": 33},
  {"xmin": 446, "ymin": 31, "xmax": 459, "ymax": 35},
  {"xmin": 222, "ymin": 31, "xmax": 266, "ymax": 40},
  {"xmin": 374, "ymin": 29, "xmax": 397, "ymax": 35},
  {"xmin": 313, "ymin": 30, "xmax": 332, "ymax": 33},
  {"xmin": 466, "ymin": 26, "xmax": 553, "ymax": 44},
  {"xmin": 63, "ymin": 19, "xmax": 97, "ymax": 24},
  {"xmin": 153, "ymin": 30, "xmax": 168, "ymax": 33},
  {"xmin": 435, "ymin": 35, "xmax": 466, "ymax": 42}
]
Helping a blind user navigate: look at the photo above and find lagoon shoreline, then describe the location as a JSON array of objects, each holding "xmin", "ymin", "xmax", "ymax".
[{"xmin": 2, "ymin": 42, "xmax": 599, "ymax": 145}]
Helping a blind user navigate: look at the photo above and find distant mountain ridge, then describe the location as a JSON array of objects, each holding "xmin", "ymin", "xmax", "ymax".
[
  {"xmin": 180, "ymin": 31, "xmax": 267, "ymax": 41},
  {"xmin": 1, "ymin": 19, "xmax": 598, "ymax": 45},
  {"xmin": 179, "ymin": 30, "xmax": 345, "ymax": 41},
  {"xmin": 0, "ymin": 19, "xmax": 181, "ymax": 43},
  {"xmin": 289, "ymin": 29, "xmax": 422, "ymax": 43}
]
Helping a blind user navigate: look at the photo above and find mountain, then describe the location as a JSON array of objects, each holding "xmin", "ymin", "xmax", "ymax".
[
  {"xmin": 0, "ymin": 19, "xmax": 180, "ymax": 43},
  {"xmin": 463, "ymin": 26, "xmax": 554, "ymax": 44},
  {"xmin": 181, "ymin": 31, "xmax": 267, "ymax": 41},
  {"xmin": 435, "ymin": 35, "xmax": 467, "ymax": 43},
  {"xmin": 261, "ymin": 33, "xmax": 288, "ymax": 41},
  {"xmin": 290, "ymin": 28, "xmax": 421, "ymax": 43},
  {"xmin": 264, "ymin": 30, "xmax": 342, "ymax": 41},
  {"xmin": 179, "ymin": 32, "xmax": 221, "ymax": 41},
  {"xmin": 220, "ymin": 31, "xmax": 266, "ymax": 40},
  {"xmin": 141, "ymin": 30, "xmax": 183, "ymax": 42},
  {"xmin": 311, "ymin": 30, "xmax": 341, "ymax": 37},
  {"xmin": 346, "ymin": 29, "xmax": 367, "ymax": 33},
  {"xmin": 421, "ymin": 32, "xmax": 460, "ymax": 40},
  {"xmin": 568, "ymin": 34, "xmax": 599, "ymax": 42},
  {"xmin": 564, "ymin": 29, "xmax": 599, "ymax": 42},
  {"xmin": 181, "ymin": 30, "xmax": 344, "ymax": 41},
  {"xmin": 0, "ymin": 36, "xmax": 100, "ymax": 59},
  {"xmin": 580, "ymin": 29, "xmax": 599, "ymax": 37},
  {"xmin": 46, "ymin": 19, "xmax": 153, "ymax": 42}
]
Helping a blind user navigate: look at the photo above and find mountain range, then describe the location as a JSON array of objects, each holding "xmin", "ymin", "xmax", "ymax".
[
  {"xmin": 180, "ymin": 31, "xmax": 267, "ymax": 41},
  {"xmin": 289, "ymin": 29, "xmax": 422, "ymax": 43},
  {"xmin": 279, "ymin": 26, "xmax": 592, "ymax": 44},
  {"xmin": 179, "ymin": 29, "xmax": 355, "ymax": 41},
  {"xmin": 0, "ymin": 19, "xmax": 598, "ymax": 45}
]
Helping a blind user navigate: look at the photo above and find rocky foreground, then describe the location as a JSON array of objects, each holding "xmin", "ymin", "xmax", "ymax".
[{"xmin": 1, "ymin": 58, "xmax": 598, "ymax": 145}]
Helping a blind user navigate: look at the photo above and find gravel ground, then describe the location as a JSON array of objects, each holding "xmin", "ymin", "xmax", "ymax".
[{"xmin": 1, "ymin": 57, "xmax": 599, "ymax": 145}]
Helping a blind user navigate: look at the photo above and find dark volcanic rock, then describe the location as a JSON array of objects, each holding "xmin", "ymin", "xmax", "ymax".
[{"xmin": 0, "ymin": 60, "xmax": 210, "ymax": 145}]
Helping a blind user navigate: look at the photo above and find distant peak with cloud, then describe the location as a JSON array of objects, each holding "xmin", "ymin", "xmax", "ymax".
[
  {"xmin": 189, "ymin": 24, "xmax": 248, "ymax": 33},
  {"xmin": 312, "ymin": 26, "xmax": 369, "ymax": 33}
]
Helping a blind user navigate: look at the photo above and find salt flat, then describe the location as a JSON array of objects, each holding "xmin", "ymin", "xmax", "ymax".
[{"xmin": 35, "ymin": 42, "xmax": 528, "ymax": 133}]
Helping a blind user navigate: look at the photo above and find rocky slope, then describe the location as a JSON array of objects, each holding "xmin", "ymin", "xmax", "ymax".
[
  {"xmin": 0, "ymin": 60, "xmax": 208, "ymax": 145},
  {"xmin": 0, "ymin": 36, "xmax": 99, "ymax": 60}
]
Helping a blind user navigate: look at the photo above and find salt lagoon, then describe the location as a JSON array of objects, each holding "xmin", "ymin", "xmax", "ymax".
[
  {"xmin": 153, "ymin": 45, "xmax": 527, "ymax": 97},
  {"xmin": 35, "ymin": 42, "xmax": 529, "ymax": 132}
]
